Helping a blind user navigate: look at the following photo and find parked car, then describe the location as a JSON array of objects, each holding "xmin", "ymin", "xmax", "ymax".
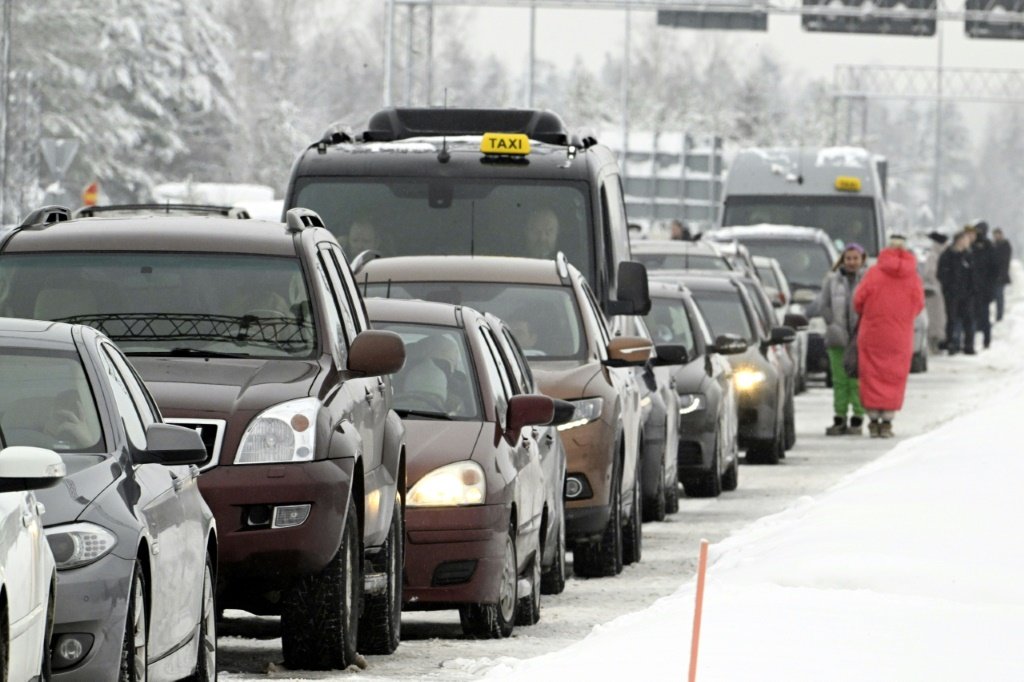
[
  {"xmin": 0, "ymin": 206, "xmax": 407, "ymax": 669},
  {"xmin": 644, "ymin": 281, "xmax": 747, "ymax": 496},
  {"xmin": 0, "ymin": 317, "xmax": 216, "ymax": 681},
  {"xmin": 753, "ymin": 255, "xmax": 809, "ymax": 394},
  {"xmin": 360, "ymin": 254, "xmax": 651, "ymax": 578},
  {"xmin": 367, "ymin": 298, "xmax": 555, "ymax": 638},
  {"xmin": 702, "ymin": 239, "xmax": 759, "ymax": 279},
  {"xmin": 630, "ymin": 239, "xmax": 733, "ymax": 274},
  {"xmin": 679, "ymin": 274, "xmax": 795, "ymax": 464}
]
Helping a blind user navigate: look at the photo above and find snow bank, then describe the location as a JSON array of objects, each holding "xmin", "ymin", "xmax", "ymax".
[{"xmin": 488, "ymin": 304, "xmax": 1024, "ymax": 681}]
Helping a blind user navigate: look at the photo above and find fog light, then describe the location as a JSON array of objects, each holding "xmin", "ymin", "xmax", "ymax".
[
  {"xmin": 53, "ymin": 633, "xmax": 93, "ymax": 669},
  {"xmin": 245, "ymin": 505, "xmax": 272, "ymax": 528},
  {"xmin": 564, "ymin": 474, "xmax": 592, "ymax": 500},
  {"xmin": 566, "ymin": 478, "xmax": 583, "ymax": 498},
  {"xmin": 272, "ymin": 504, "xmax": 311, "ymax": 529}
]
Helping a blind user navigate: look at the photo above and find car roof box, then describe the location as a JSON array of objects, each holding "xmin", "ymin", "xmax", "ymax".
[{"xmin": 362, "ymin": 107, "xmax": 571, "ymax": 145}]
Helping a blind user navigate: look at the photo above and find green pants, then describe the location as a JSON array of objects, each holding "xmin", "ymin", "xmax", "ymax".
[{"xmin": 828, "ymin": 346, "xmax": 864, "ymax": 418}]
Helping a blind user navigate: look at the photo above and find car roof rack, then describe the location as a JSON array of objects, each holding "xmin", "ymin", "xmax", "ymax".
[
  {"xmin": 285, "ymin": 207, "xmax": 326, "ymax": 233},
  {"xmin": 19, "ymin": 205, "xmax": 72, "ymax": 228},
  {"xmin": 73, "ymin": 203, "xmax": 250, "ymax": 219},
  {"xmin": 360, "ymin": 107, "xmax": 572, "ymax": 146}
]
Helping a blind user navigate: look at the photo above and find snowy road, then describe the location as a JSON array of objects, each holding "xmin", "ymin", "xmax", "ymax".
[{"xmin": 218, "ymin": 325, "xmax": 1015, "ymax": 680}]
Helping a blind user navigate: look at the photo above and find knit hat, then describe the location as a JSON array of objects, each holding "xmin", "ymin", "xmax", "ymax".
[
  {"xmin": 844, "ymin": 242, "xmax": 866, "ymax": 255},
  {"xmin": 927, "ymin": 231, "xmax": 948, "ymax": 245}
]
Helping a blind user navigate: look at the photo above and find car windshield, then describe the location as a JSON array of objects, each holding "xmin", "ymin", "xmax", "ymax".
[
  {"xmin": 691, "ymin": 289, "xmax": 755, "ymax": 343},
  {"xmin": 722, "ymin": 195, "xmax": 878, "ymax": 254},
  {"xmin": 0, "ymin": 253, "xmax": 316, "ymax": 359},
  {"xmin": 646, "ymin": 298, "xmax": 697, "ymax": 352},
  {"xmin": 372, "ymin": 323, "xmax": 482, "ymax": 420},
  {"xmin": 732, "ymin": 241, "xmax": 833, "ymax": 291},
  {"xmin": 366, "ymin": 282, "xmax": 586, "ymax": 361},
  {"xmin": 633, "ymin": 252, "xmax": 731, "ymax": 272},
  {"xmin": 293, "ymin": 178, "xmax": 595, "ymax": 282},
  {"xmin": 0, "ymin": 348, "xmax": 104, "ymax": 453}
]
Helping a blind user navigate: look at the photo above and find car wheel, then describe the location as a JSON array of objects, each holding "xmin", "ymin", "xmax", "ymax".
[
  {"xmin": 664, "ymin": 477, "xmax": 680, "ymax": 514},
  {"xmin": 721, "ymin": 454, "xmax": 739, "ymax": 492},
  {"xmin": 359, "ymin": 491, "xmax": 403, "ymax": 655},
  {"xmin": 784, "ymin": 391, "xmax": 796, "ymax": 451},
  {"xmin": 573, "ymin": 455, "xmax": 623, "ymax": 578},
  {"xmin": 118, "ymin": 562, "xmax": 148, "ymax": 682},
  {"xmin": 514, "ymin": 542, "xmax": 542, "ymax": 626},
  {"xmin": 622, "ymin": 460, "xmax": 643, "ymax": 566},
  {"xmin": 281, "ymin": 494, "xmax": 361, "ymax": 670},
  {"xmin": 460, "ymin": 525, "xmax": 517, "ymax": 638},
  {"xmin": 747, "ymin": 409, "xmax": 783, "ymax": 465},
  {"xmin": 185, "ymin": 556, "xmax": 216, "ymax": 681},
  {"xmin": 684, "ymin": 435, "xmax": 723, "ymax": 498},
  {"xmin": 642, "ymin": 457, "xmax": 667, "ymax": 523},
  {"xmin": 540, "ymin": 507, "xmax": 567, "ymax": 595}
]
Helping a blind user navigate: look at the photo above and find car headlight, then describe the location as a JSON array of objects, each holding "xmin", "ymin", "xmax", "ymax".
[
  {"xmin": 407, "ymin": 461, "xmax": 486, "ymax": 507},
  {"xmin": 556, "ymin": 397, "xmax": 604, "ymax": 432},
  {"xmin": 46, "ymin": 522, "xmax": 117, "ymax": 570},
  {"xmin": 678, "ymin": 393, "xmax": 706, "ymax": 415},
  {"xmin": 734, "ymin": 369, "xmax": 767, "ymax": 392},
  {"xmin": 236, "ymin": 397, "xmax": 319, "ymax": 464}
]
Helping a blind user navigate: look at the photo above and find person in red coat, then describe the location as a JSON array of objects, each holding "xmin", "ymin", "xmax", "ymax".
[{"xmin": 853, "ymin": 236, "xmax": 925, "ymax": 438}]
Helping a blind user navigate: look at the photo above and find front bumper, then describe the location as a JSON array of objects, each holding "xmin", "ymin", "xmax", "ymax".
[
  {"xmin": 736, "ymin": 387, "xmax": 778, "ymax": 446},
  {"xmin": 198, "ymin": 459, "xmax": 352, "ymax": 611},
  {"xmin": 559, "ymin": 418, "xmax": 616, "ymax": 543},
  {"xmin": 677, "ymin": 409, "xmax": 718, "ymax": 478},
  {"xmin": 403, "ymin": 503, "xmax": 510, "ymax": 607}
]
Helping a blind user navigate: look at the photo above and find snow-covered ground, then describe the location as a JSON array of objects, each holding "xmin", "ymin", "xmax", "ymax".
[{"xmin": 220, "ymin": 292, "xmax": 1024, "ymax": 681}]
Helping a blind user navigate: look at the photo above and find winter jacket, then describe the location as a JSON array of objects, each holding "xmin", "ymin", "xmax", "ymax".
[
  {"xmin": 994, "ymin": 240, "xmax": 1013, "ymax": 286},
  {"xmin": 808, "ymin": 267, "xmax": 863, "ymax": 348},
  {"xmin": 937, "ymin": 247, "xmax": 973, "ymax": 302},
  {"xmin": 853, "ymin": 248, "xmax": 925, "ymax": 412},
  {"xmin": 923, "ymin": 243, "xmax": 946, "ymax": 344},
  {"xmin": 970, "ymin": 237, "xmax": 997, "ymax": 302}
]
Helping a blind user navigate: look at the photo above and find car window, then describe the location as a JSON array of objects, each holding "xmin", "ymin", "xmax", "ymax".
[
  {"xmin": 102, "ymin": 345, "xmax": 158, "ymax": 428},
  {"xmin": 477, "ymin": 327, "xmax": 511, "ymax": 424},
  {"xmin": 691, "ymin": 289, "xmax": 755, "ymax": 344},
  {"xmin": 686, "ymin": 298, "xmax": 715, "ymax": 348},
  {"xmin": 0, "ymin": 347, "xmax": 105, "ymax": 453},
  {"xmin": 328, "ymin": 244, "xmax": 369, "ymax": 332},
  {"xmin": 736, "ymin": 240, "xmax": 834, "ymax": 291},
  {"xmin": 501, "ymin": 327, "xmax": 536, "ymax": 394},
  {"xmin": 741, "ymin": 282, "xmax": 773, "ymax": 335},
  {"xmin": 580, "ymin": 281, "xmax": 612, "ymax": 350},
  {"xmin": 97, "ymin": 347, "xmax": 148, "ymax": 451},
  {"xmin": 646, "ymin": 297, "xmax": 698, "ymax": 357},
  {"xmin": 634, "ymin": 252, "xmax": 732, "ymax": 272},
  {"xmin": 318, "ymin": 247, "xmax": 359, "ymax": 344},
  {"xmin": 312, "ymin": 259, "xmax": 348, "ymax": 365}
]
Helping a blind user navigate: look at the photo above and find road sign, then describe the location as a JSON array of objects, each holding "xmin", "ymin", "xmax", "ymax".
[
  {"xmin": 966, "ymin": 0, "xmax": 1024, "ymax": 39},
  {"xmin": 39, "ymin": 138, "xmax": 80, "ymax": 180},
  {"xmin": 802, "ymin": 0, "xmax": 937, "ymax": 36},
  {"xmin": 658, "ymin": 4, "xmax": 768, "ymax": 31},
  {"xmin": 81, "ymin": 181, "xmax": 99, "ymax": 207}
]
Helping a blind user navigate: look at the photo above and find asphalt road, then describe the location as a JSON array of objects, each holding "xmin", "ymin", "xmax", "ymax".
[{"xmin": 219, "ymin": 344, "xmax": 1007, "ymax": 681}]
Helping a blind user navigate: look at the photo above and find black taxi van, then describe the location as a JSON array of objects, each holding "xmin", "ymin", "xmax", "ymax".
[{"xmin": 283, "ymin": 107, "xmax": 648, "ymax": 317}]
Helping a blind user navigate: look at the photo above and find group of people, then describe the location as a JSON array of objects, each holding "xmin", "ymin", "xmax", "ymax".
[
  {"xmin": 809, "ymin": 236, "xmax": 924, "ymax": 439},
  {"xmin": 928, "ymin": 221, "xmax": 1013, "ymax": 355}
]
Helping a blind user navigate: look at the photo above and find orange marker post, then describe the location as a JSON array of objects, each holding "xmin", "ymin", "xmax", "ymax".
[{"xmin": 688, "ymin": 539, "xmax": 710, "ymax": 682}]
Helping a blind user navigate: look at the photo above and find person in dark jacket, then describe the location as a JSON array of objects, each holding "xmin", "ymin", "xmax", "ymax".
[
  {"xmin": 937, "ymin": 231, "xmax": 975, "ymax": 354},
  {"xmin": 969, "ymin": 221, "xmax": 997, "ymax": 349},
  {"xmin": 992, "ymin": 227, "xmax": 1012, "ymax": 322}
]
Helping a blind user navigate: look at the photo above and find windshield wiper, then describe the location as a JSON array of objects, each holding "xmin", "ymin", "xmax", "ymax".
[
  {"xmin": 126, "ymin": 347, "xmax": 252, "ymax": 359},
  {"xmin": 394, "ymin": 409, "xmax": 454, "ymax": 420}
]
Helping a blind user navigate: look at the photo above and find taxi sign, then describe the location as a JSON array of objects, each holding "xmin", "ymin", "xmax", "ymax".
[
  {"xmin": 480, "ymin": 133, "xmax": 530, "ymax": 156},
  {"xmin": 834, "ymin": 176, "xmax": 862, "ymax": 192}
]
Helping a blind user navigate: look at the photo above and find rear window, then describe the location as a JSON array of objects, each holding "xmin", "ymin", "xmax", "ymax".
[
  {"xmin": 691, "ymin": 289, "xmax": 755, "ymax": 343},
  {"xmin": 735, "ymin": 241, "xmax": 832, "ymax": 292}
]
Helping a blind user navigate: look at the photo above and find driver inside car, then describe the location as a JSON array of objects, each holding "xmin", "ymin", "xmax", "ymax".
[{"xmin": 43, "ymin": 388, "xmax": 100, "ymax": 450}]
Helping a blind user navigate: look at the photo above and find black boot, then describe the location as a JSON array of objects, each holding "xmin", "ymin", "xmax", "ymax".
[
  {"xmin": 845, "ymin": 416, "xmax": 863, "ymax": 436},
  {"xmin": 826, "ymin": 416, "xmax": 846, "ymax": 436}
]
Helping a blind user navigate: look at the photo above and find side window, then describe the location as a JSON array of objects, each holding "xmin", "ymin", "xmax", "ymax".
[
  {"xmin": 329, "ymin": 245, "xmax": 369, "ymax": 332},
  {"xmin": 580, "ymin": 281, "xmax": 612, "ymax": 350},
  {"xmin": 318, "ymin": 247, "xmax": 359, "ymax": 343},
  {"xmin": 476, "ymin": 327, "xmax": 511, "ymax": 422},
  {"xmin": 501, "ymin": 328, "xmax": 535, "ymax": 394},
  {"xmin": 104, "ymin": 346, "xmax": 158, "ymax": 427},
  {"xmin": 97, "ymin": 346, "xmax": 148, "ymax": 450},
  {"xmin": 687, "ymin": 299, "xmax": 715, "ymax": 348},
  {"xmin": 312, "ymin": 258, "xmax": 347, "ymax": 365}
]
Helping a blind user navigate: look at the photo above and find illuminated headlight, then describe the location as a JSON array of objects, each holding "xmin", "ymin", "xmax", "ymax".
[
  {"xmin": 408, "ymin": 461, "xmax": 486, "ymax": 507},
  {"xmin": 45, "ymin": 523, "xmax": 117, "ymax": 570},
  {"xmin": 678, "ymin": 394, "xmax": 706, "ymax": 415},
  {"xmin": 640, "ymin": 395, "xmax": 652, "ymax": 409},
  {"xmin": 236, "ymin": 397, "xmax": 319, "ymax": 464},
  {"xmin": 556, "ymin": 397, "xmax": 604, "ymax": 432},
  {"xmin": 734, "ymin": 369, "xmax": 767, "ymax": 392}
]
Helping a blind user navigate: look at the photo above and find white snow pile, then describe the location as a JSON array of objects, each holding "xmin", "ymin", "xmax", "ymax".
[{"xmin": 486, "ymin": 310, "xmax": 1024, "ymax": 680}]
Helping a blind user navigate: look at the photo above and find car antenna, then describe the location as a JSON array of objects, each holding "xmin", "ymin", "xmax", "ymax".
[
  {"xmin": 438, "ymin": 88, "xmax": 451, "ymax": 164},
  {"xmin": 362, "ymin": 271, "xmax": 369, "ymax": 297}
]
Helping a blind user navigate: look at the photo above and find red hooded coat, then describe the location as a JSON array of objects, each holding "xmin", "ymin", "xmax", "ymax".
[{"xmin": 853, "ymin": 248, "xmax": 925, "ymax": 411}]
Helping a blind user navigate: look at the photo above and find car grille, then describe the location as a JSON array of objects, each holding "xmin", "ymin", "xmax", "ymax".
[{"xmin": 163, "ymin": 418, "xmax": 226, "ymax": 470}]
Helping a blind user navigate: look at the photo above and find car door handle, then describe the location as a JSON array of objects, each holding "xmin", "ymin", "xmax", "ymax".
[
  {"xmin": 21, "ymin": 511, "xmax": 33, "ymax": 528},
  {"xmin": 170, "ymin": 472, "xmax": 184, "ymax": 493},
  {"xmin": 377, "ymin": 377, "xmax": 387, "ymax": 394},
  {"xmin": 35, "ymin": 502, "xmax": 46, "ymax": 517},
  {"xmin": 364, "ymin": 387, "xmax": 375, "ymax": 404}
]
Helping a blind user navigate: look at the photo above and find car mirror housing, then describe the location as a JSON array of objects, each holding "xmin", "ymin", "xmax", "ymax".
[
  {"xmin": 348, "ymin": 330, "xmax": 406, "ymax": 377},
  {"xmin": 604, "ymin": 336, "xmax": 654, "ymax": 367},
  {"xmin": 654, "ymin": 344, "xmax": 689, "ymax": 366},
  {"xmin": 135, "ymin": 424, "xmax": 208, "ymax": 466},
  {"xmin": 767, "ymin": 326, "xmax": 797, "ymax": 346},
  {"xmin": 0, "ymin": 446, "xmax": 65, "ymax": 493},
  {"xmin": 548, "ymin": 398, "xmax": 577, "ymax": 427},
  {"xmin": 709, "ymin": 334, "xmax": 748, "ymax": 355},
  {"xmin": 783, "ymin": 313, "xmax": 809, "ymax": 331},
  {"xmin": 505, "ymin": 395, "xmax": 555, "ymax": 444},
  {"xmin": 607, "ymin": 261, "xmax": 651, "ymax": 316}
]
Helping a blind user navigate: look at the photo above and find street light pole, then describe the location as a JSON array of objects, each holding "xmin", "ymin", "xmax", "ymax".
[
  {"xmin": 526, "ymin": 2, "xmax": 536, "ymax": 106},
  {"xmin": 384, "ymin": 0, "xmax": 395, "ymax": 106},
  {"xmin": 621, "ymin": 6, "xmax": 631, "ymax": 184},
  {"xmin": 0, "ymin": 0, "xmax": 12, "ymax": 223},
  {"xmin": 932, "ymin": 22, "xmax": 944, "ymax": 228}
]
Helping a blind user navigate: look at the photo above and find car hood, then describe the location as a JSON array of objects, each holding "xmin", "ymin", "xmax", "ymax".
[
  {"xmin": 402, "ymin": 420, "xmax": 485, "ymax": 487},
  {"xmin": 36, "ymin": 454, "xmax": 122, "ymax": 526},
  {"xmin": 130, "ymin": 356, "xmax": 323, "ymax": 419},
  {"xmin": 530, "ymin": 360, "xmax": 603, "ymax": 401}
]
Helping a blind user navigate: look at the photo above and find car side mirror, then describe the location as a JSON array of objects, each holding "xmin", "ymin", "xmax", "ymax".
[
  {"xmin": 348, "ymin": 330, "xmax": 406, "ymax": 377},
  {"xmin": 654, "ymin": 344, "xmax": 689, "ymax": 366},
  {"xmin": 605, "ymin": 336, "xmax": 654, "ymax": 367},
  {"xmin": 606, "ymin": 261, "xmax": 651, "ymax": 316},
  {"xmin": 709, "ymin": 334, "xmax": 748, "ymax": 355},
  {"xmin": 783, "ymin": 313, "xmax": 809, "ymax": 331},
  {"xmin": 135, "ymin": 424, "xmax": 208, "ymax": 466},
  {"xmin": 0, "ymin": 446, "xmax": 65, "ymax": 493},
  {"xmin": 548, "ymin": 398, "xmax": 577, "ymax": 427},
  {"xmin": 505, "ymin": 395, "xmax": 555, "ymax": 444},
  {"xmin": 792, "ymin": 288, "xmax": 816, "ymax": 304},
  {"xmin": 767, "ymin": 326, "xmax": 797, "ymax": 346}
]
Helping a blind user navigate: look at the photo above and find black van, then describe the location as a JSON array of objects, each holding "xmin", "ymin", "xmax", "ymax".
[{"xmin": 282, "ymin": 108, "xmax": 648, "ymax": 316}]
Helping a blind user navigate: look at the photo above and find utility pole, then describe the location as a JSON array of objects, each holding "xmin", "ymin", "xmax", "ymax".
[
  {"xmin": 526, "ymin": 3, "xmax": 536, "ymax": 107},
  {"xmin": 621, "ymin": 7, "xmax": 631, "ymax": 184},
  {"xmin": 932, "ymin": 23, "xmax": 944, "ymax": 229},
  {"xmin": 383, "ymin": 0, "xmax": 395, "ymax": 106},
  {"xmin": 0, "ymin": 0, "xmax": 12, "ymax": 223}
]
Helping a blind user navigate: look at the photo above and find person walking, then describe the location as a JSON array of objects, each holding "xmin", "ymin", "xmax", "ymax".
[
  {"xmin": 937, "ymin": 231, "xmax": 975, "ymax": 354},
  {"xmin": 808, "ymin": 243, "xmax": 867, "ymax": 436},
  {"xmin": 992, "ymin": 227, "xmax": 1012, "ymax": 322},
  {"xmin": 923, "ymin": 231, "xmax": 948, "ymax": 352},
  {"xmin": 969, "ymin": 221, "xmax": 997, "ymax": 349},
  {"xmin": 853, "ymin": 235, "xmax": 925, "ymax": 438}
]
